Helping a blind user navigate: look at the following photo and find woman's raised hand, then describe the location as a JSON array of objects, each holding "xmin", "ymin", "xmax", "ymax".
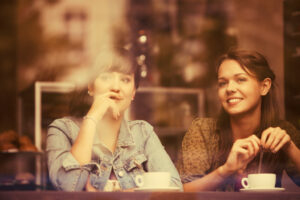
[
  {"xmin": 222, "ymin": 135, "xmax": 261, "ymax": 175},
  {"xmin": 87, "ymin": 91, "xmax": 122, "ymax": 121},
  {"xmin": 261, "ymin": 127, "xmax": 291, "ymax": 153}
]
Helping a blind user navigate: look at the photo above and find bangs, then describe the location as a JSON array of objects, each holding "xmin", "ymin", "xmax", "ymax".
[
  {"xmin": 90, "ymin": 49, "xmax": 136, "ymax": 79},
  {"xmin": 103, "ymin": 57, "xmax": 135, "ymax": 75},
  {"xmin": 85, "ymin": 45, "xmax": 140, "ymax": 88}
]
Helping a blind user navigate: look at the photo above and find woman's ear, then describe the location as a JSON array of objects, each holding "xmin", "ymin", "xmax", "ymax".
[
  {"xmin": 131, "ymin": 90, "xmax": 136, "ymax": 101},
  {"xmin": 260, "ymin": 78, "xmax": 272, "ymax": 96},
  {"xmin": 88, "ymin": 84, "xmax": 94, "ymax": 96}
]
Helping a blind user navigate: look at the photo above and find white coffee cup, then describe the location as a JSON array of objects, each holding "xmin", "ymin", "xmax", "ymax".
[
  {"xmin": 134, "ymin": 172, "xmax": 170, "ymax": 188},
  {"xmin": 241, "ymin": 173, "xmax": 276, "ymax": 189}
]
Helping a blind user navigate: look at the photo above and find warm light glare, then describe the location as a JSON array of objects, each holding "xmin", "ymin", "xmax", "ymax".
[{"xmin": 138, "ymin": 35, "xmax": 147, "ymax": 44}]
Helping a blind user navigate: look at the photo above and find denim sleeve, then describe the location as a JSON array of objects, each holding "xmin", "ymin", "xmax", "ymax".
[
  {"xmin": 46, "ymin": 119, "xmax": 91, "ymax": 191},
  {"xmin": 142, "ymin": 122, "xmax": 183, "ymax": 191}
]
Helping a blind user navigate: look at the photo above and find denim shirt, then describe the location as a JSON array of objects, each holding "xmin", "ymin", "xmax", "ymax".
[{"xmin": 46, "ymin": 117, "xmax": 183, "ymax": 191}]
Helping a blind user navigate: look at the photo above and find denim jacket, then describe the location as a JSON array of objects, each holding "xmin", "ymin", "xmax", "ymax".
[{"xmin": 47, "ymin": 117, "xmax": 183, "ymax": 191}]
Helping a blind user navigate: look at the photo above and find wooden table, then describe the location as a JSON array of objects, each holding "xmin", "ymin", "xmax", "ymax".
[{"xmin": 1, "ymin": 191, "xmax": 300, "ymax": 200}]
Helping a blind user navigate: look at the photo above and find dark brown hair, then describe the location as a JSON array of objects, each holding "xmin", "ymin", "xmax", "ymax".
[
  {"xmin": 216, "ymin": 49, "xmax": 279, "ymax": 165},
  {"xmin": 69, "ymin": 45, "xmax": 140, "ymax": 118}
]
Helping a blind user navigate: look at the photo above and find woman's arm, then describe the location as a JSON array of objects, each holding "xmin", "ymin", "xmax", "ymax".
[
  {"xmin": 70, "ymin": 117, "xmax": 98, "ymax": 165},
  {"xmin": 183, "ymin": 134, "xmax": 260, "ymax": 191},
  {"xmin": 261, "ymin": 125, "xmax": 300, "ymax": 174},
  {"xmin": 71, "ymin": 92, "xmax": 120, "ymax": 165},
  {"xmin": 183, "ymin": 166, "xmax": 230, "ymax": 191},
  {"xmin": 284, "ymin": 141, "xmax": 300, "ymax": 173},
  {"xmin": 47, "ymin": 119, "xmax": 89, "ymax": 191}
]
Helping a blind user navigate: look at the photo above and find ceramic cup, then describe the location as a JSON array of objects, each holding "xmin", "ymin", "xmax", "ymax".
[
  {"xmin": 134, "ymin": 172, "xmax": 170, "ymax": 188},
  {"xmin": 241, "ymin": 173, "xmax": 276, "ymax": 189}
]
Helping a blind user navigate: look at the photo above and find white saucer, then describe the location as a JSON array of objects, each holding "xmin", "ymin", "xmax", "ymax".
[
  {"xmin": 240, "ymin": 187, "xmax": 285, "ymax": 192},
  {"xmin": 134, "ymin": 186, "xmax": 181, "ymax": 192}
]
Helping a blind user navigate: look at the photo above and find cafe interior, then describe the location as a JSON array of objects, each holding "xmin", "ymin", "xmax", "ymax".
[{"xmin": 0, "ymin": 0, "xmax": 300, "ymax": 197}]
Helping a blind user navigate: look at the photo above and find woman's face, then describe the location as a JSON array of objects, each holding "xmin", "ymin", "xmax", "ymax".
[
  {"xmin": 217, "ymin": 59, "xmax": 267, "ymax": 117},
  {"xmin": 91, "ymin": 71, "xmax": 136, "ymax": 113}
]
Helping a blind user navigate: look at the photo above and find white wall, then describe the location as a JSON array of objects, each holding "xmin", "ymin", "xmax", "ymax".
[{"xmin": 228, "ymin": 0, "xmax": 285, "ymax": 117}]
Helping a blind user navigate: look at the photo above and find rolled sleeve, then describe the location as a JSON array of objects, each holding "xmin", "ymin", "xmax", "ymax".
[
  {"xmin": 62, "ymin": 154, "xmax": 100, "ymax": 172},
  {"xmin": 47, "ymin": 119, "xmax": 95, "ymax": 191}
]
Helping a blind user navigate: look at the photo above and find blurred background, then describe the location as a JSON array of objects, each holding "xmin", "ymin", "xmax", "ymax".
[{"xmin": 0, "ymin": 0, "xmax": 299, "ymax": 191}]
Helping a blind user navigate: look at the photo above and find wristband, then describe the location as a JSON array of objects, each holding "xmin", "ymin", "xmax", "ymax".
[{"xmin": 83, "ymin": 115, "xmax": 97, "ymax": 125}]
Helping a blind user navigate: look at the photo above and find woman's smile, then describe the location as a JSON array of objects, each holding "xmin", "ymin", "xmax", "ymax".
[{"xmin": 226, "ymin": 97, "xmax": 243, "ymax": 105}]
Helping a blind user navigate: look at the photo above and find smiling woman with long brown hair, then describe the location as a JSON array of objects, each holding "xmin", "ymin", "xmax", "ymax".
[{"xmin": 177, "ymin": 49, "xmax": 300, "ymax": 191}]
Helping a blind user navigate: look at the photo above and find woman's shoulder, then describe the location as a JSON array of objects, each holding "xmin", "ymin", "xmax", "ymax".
[
  {"xmin": 188, "ymin": 117, "xmax": 217, "ymax": 135},
  {"xmin": 191, "ymin": 117, "xmax": 217, "ymax": 126},
  {"xmin": 126, "ymin": 120, "xmax": 158, "ymax": 145},
  {"xmin": 180, "ymin": 118, "xmax": 219, "ymax": 175},
  {"xmin": 128, "ymin": 119, "xmax": 152, "ymax": 126},
  {"xmin": 127, "ymin": 120, "xmax": 154, "ymax": 133},
  {"xmin": 48, "ymin": 117, "xmax": 80, "ymax": 139},
  {"xmin": 183, "ymin": 117, "xmax": 219, "ymax": 147},
  {"xmin": 49, "ymin": 117, "xmax": 78, "ymax": 128}
]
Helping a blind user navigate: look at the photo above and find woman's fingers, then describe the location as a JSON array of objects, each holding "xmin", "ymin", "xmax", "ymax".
[
  {"xmin": 264, "ymin": 130, "xmax": 278, "ymax": 149},
  {"xmin": 230, "ymin": 138, "xmax": 256, "ymax": 159},
  {"xmin": 248, "ymin": 135, "xmax": 261, "ymax": 156},
  {"xmin": 261, "ymin": 127, "xmax": 272, "ymax": 147},
  {"xmin": 273, "ymin": 134, "xmax": 291, "ymax": 153},
  {"xmin": 110, "ymin": 104, "xmax": 120, "ymax": 120},
  {"xmin": 261, "ymin": 127, "xmax": 291, "ymax": 153},
  {"xmin": 241, "ymin": 142, "xmax": 254, "ymax": 157},
  {"xmin": 92, "ymin": 92, "xmax": 121, "ymax": 120},
  {"xmin": 238, "ymin": 135, "xmax": 260, "ymax": 157},
  {"xmin": 233, "ymin": 145, "xmax": 249, "ymax": 155},
  {"xmin": 269, "ymin": 130, "xmax": 284, "ymax": 152},
  {"xmin": 225, "ymin": 134, "xmax": 262, "ymax": 174}
]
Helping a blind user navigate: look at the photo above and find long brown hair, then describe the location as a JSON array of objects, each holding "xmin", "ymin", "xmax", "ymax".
[{"xmin": 216, "ymin": 49, "xmax": 279, "ymax": 165}]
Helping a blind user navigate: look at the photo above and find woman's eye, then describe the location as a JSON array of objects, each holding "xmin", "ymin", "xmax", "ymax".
[
  {"xmin": 218, "ymin": 81, "xmax": 226, "ymax": 87},
  {"xmin": 121, "ymin": 77, "xmax": 131, "ymax": 83},
  {"xmin": 237, "ymin": 78, "xmax": 247, "ymax": 83},
  {"xmin": 99, "ymin": 74, "xmax": 111, "ymax": 80}
]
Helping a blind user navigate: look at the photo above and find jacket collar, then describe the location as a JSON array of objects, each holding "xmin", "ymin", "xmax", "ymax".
[
  {"xmin": 117, "ymin": 119, "xmax": 135, "ymax": 147},
  {"xmin": 91, "ymin": 118, "xmax": 135, "ymax": 148}
]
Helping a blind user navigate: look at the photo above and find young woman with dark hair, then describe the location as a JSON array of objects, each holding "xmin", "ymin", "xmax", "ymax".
[
  {"xmin": 177, "ymin": 49, "xmax": 300, "ymax": 191},
  {"xmin": 47, "ymin": 46, "xmax": 182, "ymax": 191}
]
